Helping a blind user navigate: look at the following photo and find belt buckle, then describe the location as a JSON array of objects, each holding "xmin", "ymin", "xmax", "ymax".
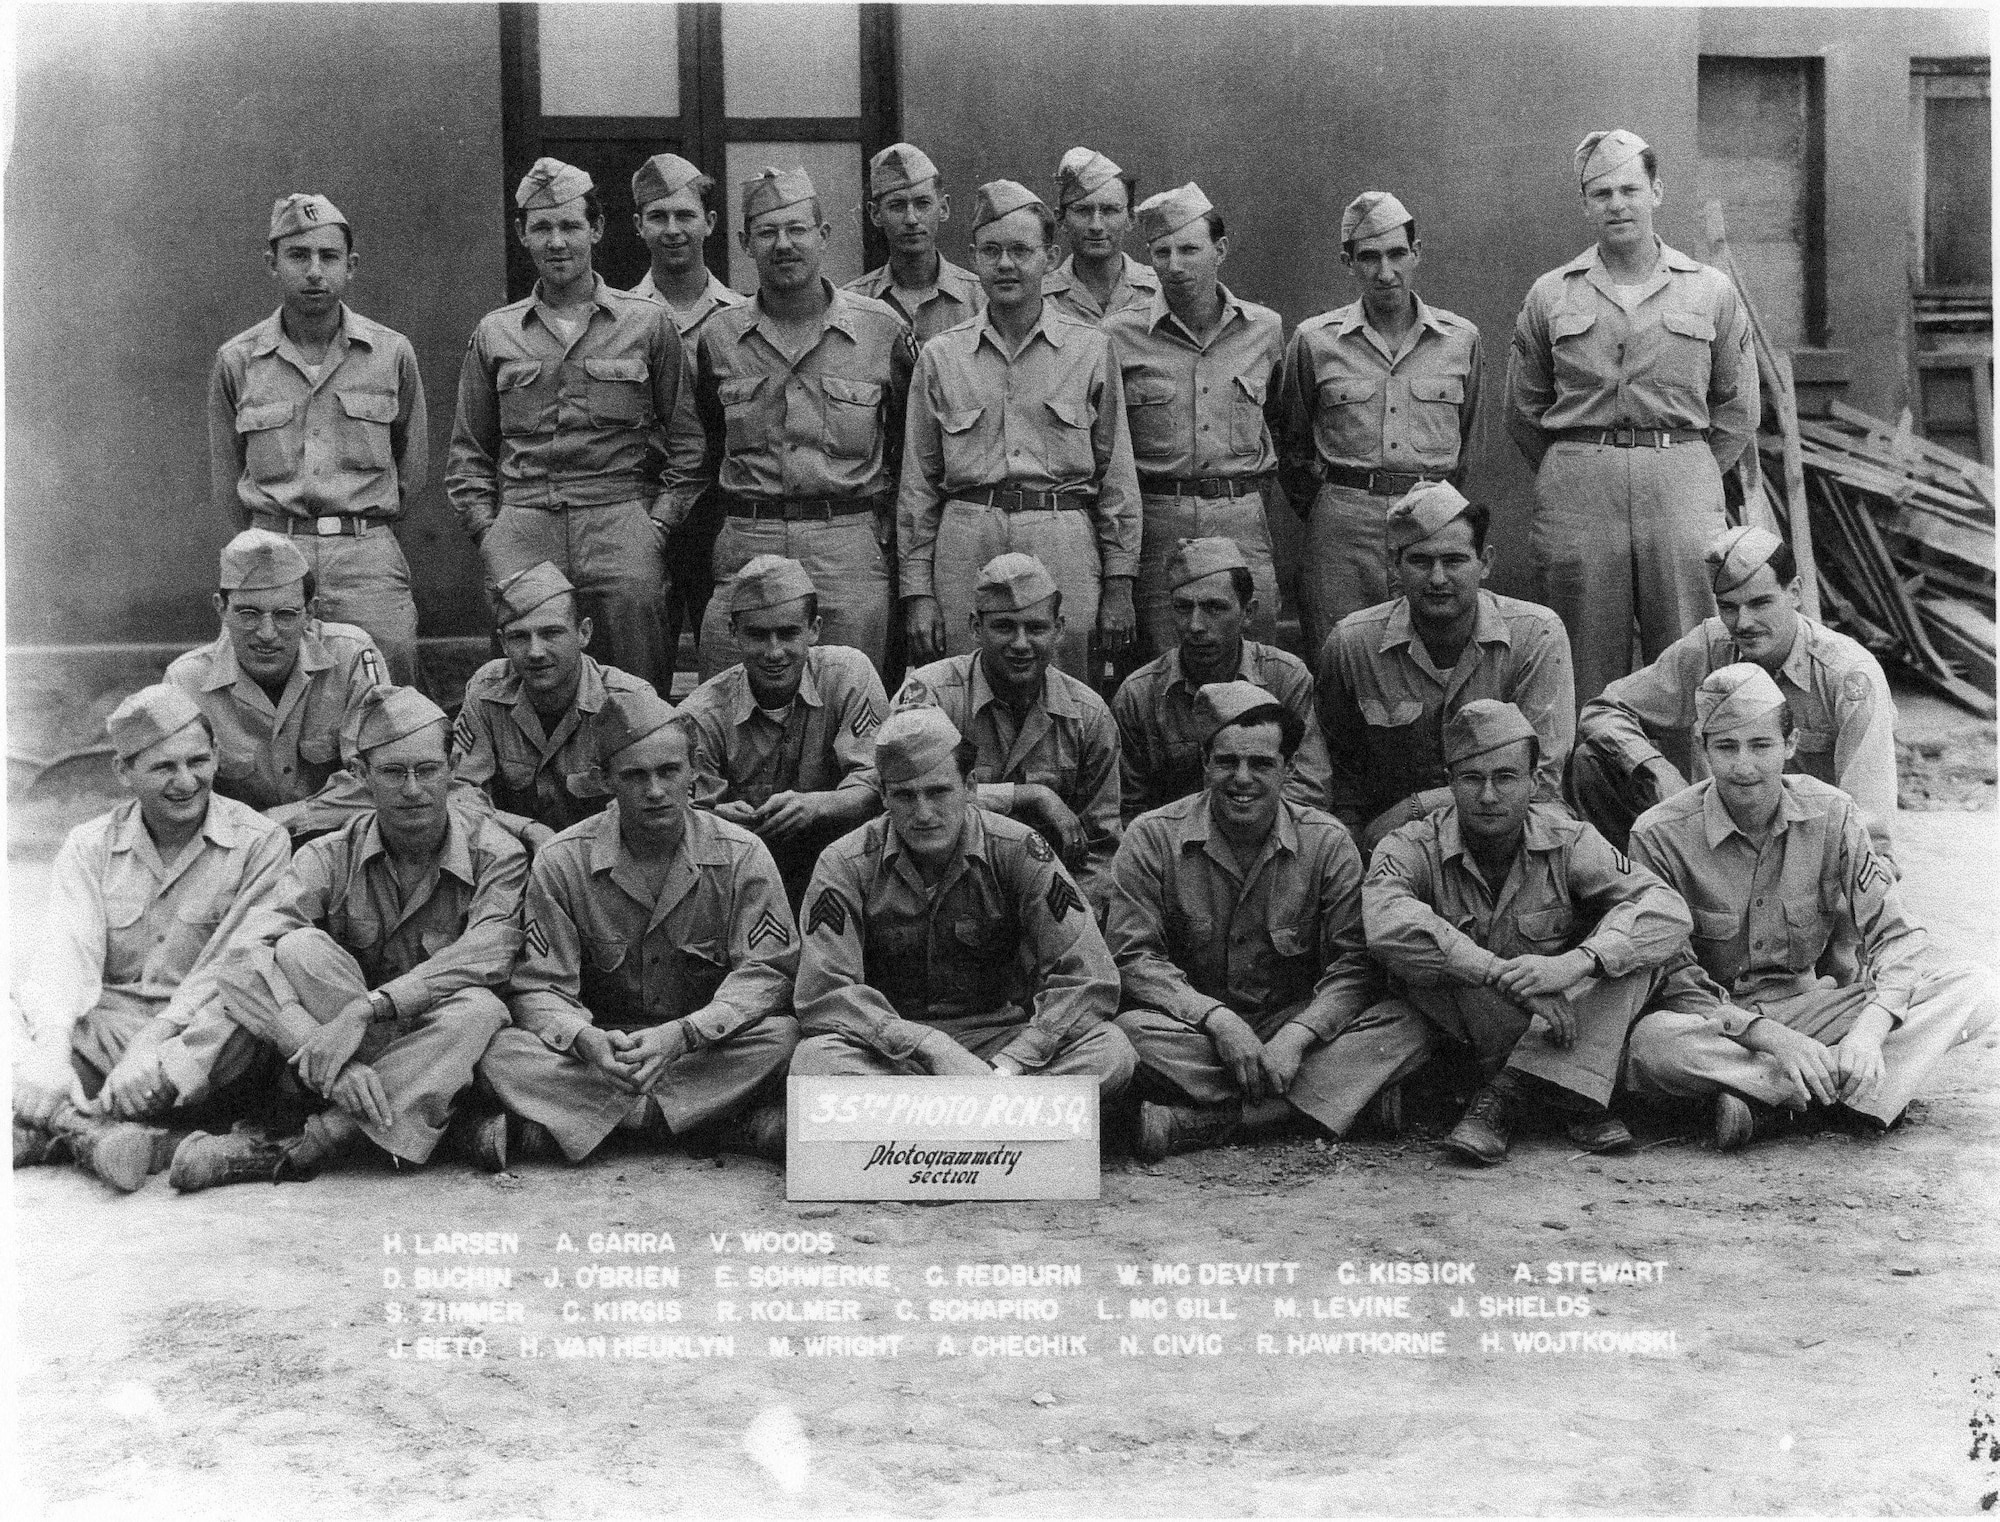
[
  {"xmin": 1609, "ymin": 426, "xmax": 1637, "ymax": 449},
  {"xmin": 315, "ymin": 515, "xmax": 343, "ymax": 536}
]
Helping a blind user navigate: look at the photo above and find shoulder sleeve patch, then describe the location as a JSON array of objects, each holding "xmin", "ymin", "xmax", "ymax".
[
  {"xmin": 1044, "ymin": 873, "xmax": 1086, "ymax": 922},
  {"xmin": 1841, "ymin": 670, "xmax": 1873, "ymax": 704},
  {"xmin": 1024, "ymin": 829, "xmax": 1054, "ymax": 864},
  {"xmin": 806, "ymin": 887, "xmax": 850, "ymax": 937},
  {"xmin": 892, "ymin": 676, "xmax": 932, "ymax": 710},
  {"xmin": 358, "ymin": 648, "xmax": 385, "ymax": 688}
]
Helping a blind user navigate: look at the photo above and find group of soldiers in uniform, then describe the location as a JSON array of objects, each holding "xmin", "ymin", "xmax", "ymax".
[{"xmin": 12, "ymin": 126, "xmax": 1991, "ymax": 1195}]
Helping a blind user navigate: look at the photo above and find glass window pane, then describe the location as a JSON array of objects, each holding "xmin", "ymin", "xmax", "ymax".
[
  {"xmin": 540, "ymin": 3, "xmax": 679, "ymax": 117},
  {"xmin": 721, "ymin": 3, "xmax": 859, "ymax": 118},
  {"xmin": 725, "ymin": 141, "xmax": 866, "ymax": 291},
  {"xmin": 1925, "ymin": 94, "xmax": 1992, "ymax": 288}
]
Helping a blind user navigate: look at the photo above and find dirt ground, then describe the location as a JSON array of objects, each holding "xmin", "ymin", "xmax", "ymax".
[{"xmin": 8, "ymin": 711, "xmax": 2000, "ymax": 1518}]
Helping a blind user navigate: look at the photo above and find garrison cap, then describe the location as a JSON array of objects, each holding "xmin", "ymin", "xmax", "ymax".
[
  {"xmin": 1054, "ymin": 147, "xmax": 1124, "ymax": 209},
  {"xmin": 1386, "ymin": 480, "xmax": 1473, "ymax": 550},
  {"xmin": 1166, "ymin": 536, "xmax": 1250, "ymax": 591},
  {"xmin": 352, "ymin": 685, "xmax": 448, "ymax": 757},
  {"xmin": 727, "ymin": 554, "xmax": 817, "ymax": 616},
  {"xmin": 1192, "ymin": 680, "xmax": 1285, "ymax": 748},
  {"xmin": 1575, "ymin": 129, "xmax": 1650, "ymax": 187},
  {"xmin": 742, "ymin": 166, "xmax": 816, "ymax": 223},
  {"xmin": 268, "ymin": 194, "xmax": 347, "ymax": 243},
  {"xmin": 1135, "ymin": 182, "xmax": 1213, "ymax": 245},
  {"xmin": 1694, "ymin": 663, "xmax": 1787, "ymax": 737},
  {"xmin": 490, "ymin": 561, "xmax": 576, "ymax": 628},
  {"xmin": 1705, "ymin": 525, "xmax": 1787, "ymax": 595},
  {"xmin": 1443, "ymin": 700, "xmax": 1540, "ymax": 768},
  {"xmin": 973, "ymin": 553, "xmax": 1060, "ymax": 613},
  {"xmin": 869, "ymin": 143, "xmax": 940, "ymax": 198},
  {"xmin": 219, "ymin": 528, "xmax": 310, "ymax": 592},
  {"xmin": 631, "ymin": 153, "xmax": 705, "ymax": 209},
  {"xmin": 875, "ymin": 707, "xmax": 962, "ymax": 786},
  {"xmin": 972, "ymin": 180, "xmax": 1046, "ymax": 232},
  {"xmin": 1340, "ymin": 190, "xmax": 1412, "ymax": 245},
  {"xmin": 107, "ymin": 684, "xmax": 205, "ymax": 761},
  {"xmin": 516, "ymin": 157, "xmax": 594, "ymax": 212},
  {"xmin": 595, "ymin": 688, "xmax": 681, "ymax": 768}
]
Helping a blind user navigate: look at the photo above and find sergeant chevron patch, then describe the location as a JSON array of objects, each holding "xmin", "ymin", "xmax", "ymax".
[
  {"xmin": 807, "ymin": 888, "xmax": 850, "ymax": 937},
  {"xmin": 851, "ymin": 704, "xmax": 881, "ymax": 738},
  {"xmin": 749, "ymin": 907, "xmax": 792, "ymax": 948},
  {"xmin": 525, "ymin": 917, "xmax": 550, "ymax": 958},
  {"xmin": 1044, "ymin": 874, "xmax": 1085, "ymax": 921}
]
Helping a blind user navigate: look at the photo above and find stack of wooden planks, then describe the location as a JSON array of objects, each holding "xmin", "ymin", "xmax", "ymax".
[{"xmin": 1760, "ymin": 399, "xmax": 1995, "ymax": 717}]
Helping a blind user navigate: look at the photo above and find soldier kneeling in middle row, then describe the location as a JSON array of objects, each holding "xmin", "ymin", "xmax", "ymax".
[{"xmin": 1109, "ymin": 681, "xmax": 1432, "ymax": 1160}]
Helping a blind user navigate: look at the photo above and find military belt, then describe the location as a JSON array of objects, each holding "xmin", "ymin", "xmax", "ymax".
[
  {"xmin": 1552, "ymin": 426, "xmax": 1707, "ymax": 449},
  {"xmin": 954, "ymin": 486, "xmax": 1094, "ymax": 512},
  {"xmin": 1319, "ymin": 463, "xmax": 1450, "ymax": 497},
  {"xmin": 253, "ymin": 512, "xmax": 388, "ymax": 538},
  {"xmin": 724, "ymin": 494, "xmax": 882, "ymax": 522},
  {"xmin": 1137, "ymin": 473, "xmax": 1270, "ymax": 499}
]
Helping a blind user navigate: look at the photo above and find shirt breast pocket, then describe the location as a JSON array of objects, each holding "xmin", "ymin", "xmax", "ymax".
[
  {"xmin": 678, "ymin": 939, "xmax": 730, "ymax": 1012},
  {"xmin": 1316, "ymin": 377, "xmax": 1377, "ymax": 456},
  {"xmin": 820, "ymin": 377, "xmax": 883, "ymax": 459},
  {"xmin": 1691, "ymin": 907, "xmax": 1740, "ymax": 955},
  {"xmin": 1548, "ymin": 309, "xmax": 1601, "ymax": 393},
  {"xmin": 496, "ymin": 361, "xmax": 548, "ymax": 436},
  {"xmin": 1511, "ymin": 906, "xmax": 1574, "ymax": 954},
  {"xmin": 236, "ymin": 400, "xmax": 298, "ymax": 484},
  {"xmin": 1780, "ymin": 900, "xmax": 1826, "ymax": 968},
  {"xmin": 1655, "ymin": 310, "xmax": 1717, "ymax": 393},
  {"xmin": 335, "ymin": 390, "xmax": 398, "ymax": 471},
  {"xmin": 1229, "ymin": 372, "xmax": 1270, "ymax": 454},
  {"xmin": 1039, "ymin": 394, "xmax": 1096, "ymax": 482},
  {"xmin": 583, "ymin": 357, "xmax": 651, "ymax": 427},
  {"xmin": 718, "ymin": 376, "xmax": 767, "ymax": 452},
  {"xmin": 1403, "ymin": 374, "xmax": 1466, "ymax": 458},
  {"xmin": 1792, "ymin": 724, "xmax": 1833, "ymax": 758},
  {"xmin": 1125, "ymin": 381, "xmax": 1177, "ymax": 462}
]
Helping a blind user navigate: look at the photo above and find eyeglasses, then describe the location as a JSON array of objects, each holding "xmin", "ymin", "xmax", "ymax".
[
  {"xmin": 973, "ymin": 242, "xmax": 1043, "ymax": 265},
  {"xmin": 371, "ymin": 762, "xmax": 448, "ymax": 786},
  {"xmin": 229, "ymin": 607, "xmax": 304, "ymax": 632}
]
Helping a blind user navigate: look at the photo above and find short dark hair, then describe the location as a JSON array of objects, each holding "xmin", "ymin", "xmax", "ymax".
[
  {"xmin": 1766, "ymin": 540, "xmax": 1798, "ymax": 587},
  {"xmin": 1178, "ymin": 566, "xmax": 1254, "ymax": 611},
  {"xmin": 730, "ymin": 592, "xmax": 820, "ymax": 630},
  {"xmin": 951, "ymin": 740, "xmax": 980, "ymax": 779},
  {"xmin": 1031, "ymin": 202, "xmax": 1061, "ymax": 247},
  {"xmin": 1204, "ymin": 703, "xmax": 1305, "ymax": 762},
  {"xmin": 1342, "ymin": 218, "xmax": 1416, "ymax": 258},
  {"xmin": 220, "ymin": 570, "xmax": 317, "ymax": 607},
  {"xmin": 1641, "ymin": 148, "xmax": 1660, "ymax": 181},
  {"xmin": 270, "ymin": 225, "xmax": 354, "ymax": 256},
  {"xmin": 515, "ymin": 190, "xmax": 604, "ymax": 228},
  {"xmin": 1202, "ymin": 210, "xmax": 1227, "ymax": 242}
]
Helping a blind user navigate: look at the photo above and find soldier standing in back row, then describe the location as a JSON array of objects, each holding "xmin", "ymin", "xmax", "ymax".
[
  {"xmin": 1280, "ymin": 191, "xmax": 1482, "ymax": 653},
  {"xmin": 209, "ymin": 193, "xmax": 429, "ymax": 688},
  {"xmin": 845, "ymin": 143, "xmax": 985, "ymax": 347},
  {"xmin": 1506, "ymin": 129, "xmax": 1757, "ymax": 709},
  {"xmin": 1042, "ymin": 147, "xmax": 1159, "ymax": 326}
]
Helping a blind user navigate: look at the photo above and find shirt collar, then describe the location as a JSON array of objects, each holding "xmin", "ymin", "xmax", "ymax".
[
  {"xmin": 590, "ymin": 801, "xmax": 733, "ymax": 874},
  {"xmin": 1164, "ymin": 641, "xmax": 1257, "ymax": 694},
  {"xmin": 1378, "ymin": 591, "xmax": 1510, "ymax": 654},
  {"xmin": 882, "ymin": 801, "xmax": 989, "ymax": 874},
  {"xmin": 1177, "ymin": 790, "xmax": 1300, "ymax": 860},
  {"xmin": 1437, "ymin": 802, "xmax": 1565, "ymax": 864},
  {"xmin": 1777, "ymin": 620, "xmax": 1814, "ymax": 689},
  {"xmin": 977, "ymin": 302, "xmax": 1067, "ymax": 355},
  {"xmin": 1333, "ymin": 293, "xmax": 1448, "ymax": 342},
  {"xmin": 1568, "ymin": 239, "xmax": 1698, "ymax": 279},
  {"xmin": 519, "ymin": 273, "xmax": 617, "ymax": 330},
  {"xmin": 744, "ymin": 280, "xmax": 858, "ymax": 345},
  {"xmin": 1143, "ymin": 281, "xmax": 1249, "ymax": 344},
  {"xmin": 1700, "ymin": 776, "xmax": 1822, "ymax": 849},
  {"xmin": 249, "ymin": 305, "xmax": 374, "ymax": 359},
  {"xmin": 969, "ymin": 651, "xmax": 1077, "ymax": 719},
  {"xmin": 201, "ymin": 621, "xmax": 337, "ymax": 691},
  {"xmin": 354, "ymin": 806, "xmax": 481, "ymax": 887},
  {"xmin": 726, "ymin": 652, "xmax": 825, "ymax": 726}
]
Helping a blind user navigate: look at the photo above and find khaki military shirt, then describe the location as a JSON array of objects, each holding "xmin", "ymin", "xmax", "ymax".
[
  {"xmin": 453, "ymin": 654, "xmax": 656, "ymax": 833},
  {"xmin": 1365, "ymin": 801, "xmax": 1693, "ymax": 990},
  {"xmin": 1279, "ymin": 296, "xmax": 1482, "ymax": 477},
  {"xmin": 1102, "ymin": 285, "xmax": 1284, "ymax": 479},
  {"xmin": 795, "ymin": 807, "xmax": 1118, "ymax": 1069},
  {"xmin": 1112, "ymin": 640, "xmax": 1331, "ymax": 820},
  {"xmin": 1043, "ymin": 252, "xmax": 1161, "ymax": 325},
  {"xmin": 209, "ymin": 305, "xmax": 429, "ymax": 527},
  {"xmin": 685, "ymin": 281, "xmax": 915, "ymax": 509},
  {"xmin": 1629, "ymin": 776, "xmax": 1926, "ymax": 1032},
  {"xmin": 447, "ymin": 275, "xmax": 705, "ymax": 537},
  {"xmin": 1317, "ymin": 591, "xmax": 1576, "ymax": 834},
  {"xmin": 233, "ymin": 802, "xmax": 526, "ymax": 1052},
  {"xmin": 1579, "ymin": 615, "xmax": 1898, "ymax": 866},
  {"xmin": 894, "ymin": 653, "xmax": 1121, "ymax": 901},
  {"xmin": 506, "ymin": 804, "xmax": 797, "ymax": 1051},
  {"xmin": 897, "ymin": 306, "xmax": 1143, "ymax": 600},
  {"xmin": 1506, "ymin": 241, "xmax": 1757, "ymax": 473},
  {"xmin": 166, "ymin": 620, "xmax": 387, "ymax": 833},
  {"xmin": 629, "ymin": 269, "xmax": 750, "ymax": 336},
  {"xmin": 1106, "ymin": 792, "xmax": 1379, "ymax": 1041},
  {"xmin": 18, "ymin": 795, "xmax": 289, "ymax": 1100},
  {"xmin": 844, "ymin": 257, "xmax": 985, "ymax": 346},
  {"xmin": 681, "ymin": 645, "xmax": 887, "ymax": 810}
]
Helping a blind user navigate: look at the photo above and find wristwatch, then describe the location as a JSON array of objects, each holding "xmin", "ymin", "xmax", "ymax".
[{"xmin": 366, "ymin": 989, "xmax": 396, "ymax": 1022}]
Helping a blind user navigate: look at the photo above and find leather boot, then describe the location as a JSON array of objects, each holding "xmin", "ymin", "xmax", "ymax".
[
  {"xmin": 1368, "ymin": 1082, "xmax": 1405, "ymax": 1141},
  {"xmin": 1564, "ymin": 1108, "xmax": 1635, "ymax": 1154},
  {"xmin": 707, "ymin": 1104, "xmax": 786, "ymax": 1161},
  {"xmin": 170, "ymin": 1126, "xmax": 330, "ymax": 1191},
  {"xmin": 1134, "ymin": 1101, "xmax": 1240, "ymax": 1163},
  {"xmin": 48, "ymin": 1106, "xmax": 155, "ymax": 1193},
  {"xmin": 1443, "ymin": 1075, "xmax": 1520, "ymax": 1167},
  {"xmin": 13, "ymin": 1123, "xmax": 60, "ymax": 1168},
  {"xmin": 1714, "ymin": 1091, "xmax": 1793, "ymax": 1152},
  {"xmin": 448, "ymin": 1110, "xmax": 512, "ymax": 1173}
]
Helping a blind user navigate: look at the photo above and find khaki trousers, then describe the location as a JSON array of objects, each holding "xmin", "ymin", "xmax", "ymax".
[
  {"xmin": 220, "ymin": 928, "xmax": 505, "ymax": 1163},
  {"xmin": 69, "ymin": 988, "xmax": 267, "ymax": 1120},
  {"xmin": 477, "ymin": 1015, "xmax": 799, "ymax": 1162},
  {"xmin": 1114, "ymin": 998, "xmax": 1433, "ymax": 1136},
  {"xmin": 1624, "ymin": 964, "xmax": 1995, "ymax": 1124},
  {"xmin": 1133, "ymin": 490, "xmax": 1279, "ymax": 659},
  {"xmin": 1299, "ymin": 481, "xmax": 1402, "ymax": 656},
  {"xmin": 932, "ymin": 499, "xmax": 1102, "ymax": 684},
  {"xmin": 482, "ymin": 499, "xmax": 671, "ymax": 695},
  {"xmin": 700, "ymin": 513, "xmax": 891, "ymax": 681},
  {"xmin": 1531, "ymin": 441, "xmax": 1726, "ymax": 709}
]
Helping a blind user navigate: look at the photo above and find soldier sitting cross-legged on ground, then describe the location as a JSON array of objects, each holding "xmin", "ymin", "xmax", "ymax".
[{"xmin": 473, "ymin": 690, "xmax": 799, "ymax": 1167}]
